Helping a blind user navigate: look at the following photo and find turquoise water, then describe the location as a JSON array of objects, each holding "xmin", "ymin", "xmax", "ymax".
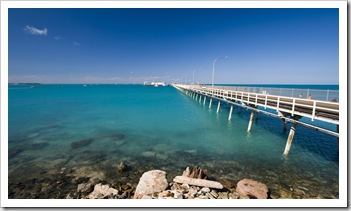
[{"xmin": 8, "ymin": 84, "xmax": 339, "ymax": 198}]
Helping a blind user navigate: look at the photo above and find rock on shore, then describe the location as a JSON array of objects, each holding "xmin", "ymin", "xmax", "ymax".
[
  {"xmin": 133, "ymin": 170, "xmax": 168, "ymax": 199},
  {"xmin": 86, "ymin": 183, "xmax": 119, "ymax": 199},
  {"xmin": 67, "ymin": 166, "xmax": 270, "ymax": 199}
]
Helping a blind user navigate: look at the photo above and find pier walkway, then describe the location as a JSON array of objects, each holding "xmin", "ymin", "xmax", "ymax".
[{"xmin": 172, "ymin": 84, "xmax": 339, "ymax": 156}]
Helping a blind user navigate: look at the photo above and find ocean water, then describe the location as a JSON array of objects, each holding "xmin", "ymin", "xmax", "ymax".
[{"xmin": 8, "ymin": 84, "xmax": 339, "ymax": 199}]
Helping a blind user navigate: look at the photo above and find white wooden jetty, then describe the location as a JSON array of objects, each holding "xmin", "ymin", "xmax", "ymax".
[{"xmin": 172, "ymin": 84, "xmax": 339, "ymax": 156}]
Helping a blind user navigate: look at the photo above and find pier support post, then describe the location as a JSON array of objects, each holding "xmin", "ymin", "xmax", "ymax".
[
  {"xmin": 203, "ymin": 96, "xmax": 206, "ymax": 105},
  {"xmin": 247, "ymin": 110, "xmax": 255, "ymax": 132},
  {"xmin": 283, "ymin": 122, "xmax": 297, "ymax": 156},
  {"xmin": 282, "ymin": 119, "xmax": 287, "ymax": 132},
  {"xmin": 209, "ymin": 98, "xmax": 213, "ymax": 108},
  {"xmin": 336, "ymin": 124, "xmax": 339, "ymax": 149},
  {"xmin": 199, "ymin": 95, "xmax": 202, "ymax": 102},
  {"xmin": 278, "ymin": 112, "xmax": 289, "ymax": 133},
  {"xmin": 282, "ymin": 115, "xmax": 301, "ymax": 156},
  {"xmin": 217, "ymin": 101, "xmax": 221, "ymax": 113},
  {"xmin": 228, "ymin": 105, "xmax": 233, "ymax": 121}
]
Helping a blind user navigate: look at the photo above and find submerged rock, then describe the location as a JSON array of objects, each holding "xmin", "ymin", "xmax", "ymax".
[
  {"xmin": 29, "ymin": 142, "xmax": 49, "ymax": 150},
  {"xmin": 236, "ymin": 179, "xmax": 269, "ymax": 199},
  {"xmin": 184, "ymin": 149, "xmax": 197, "ymax": 154},
  {"xmin": 70, "ymin": 139, "xmax": 93, "ymax": 149},
  {"xmin": 89, "ymin": 177, "xmax": 101, "ymax": 186},
  {"xmin": 155, "ymin": 153, "xmax": 168, "ymax": 160},
  {"xmin": 8, "ymin": 147, "xmax": 24, "ymax": 158},
  {"xmin": 110, "ymin": 133, "xmax": 125, "ymax": 141},
  {"xmin": 117, "ymin": 162, "xmax": 128, "ymax": 172},
  {"xmin": 77, "ymin": 182, "xmax": 93, "ymax": 193},
  {"xmin": 134, "ymin": 170, "xmax": 168, "ymax": 199},
  {"xmin": 141, "ymin": 151, "xmax": 155, "ymax": 157}
]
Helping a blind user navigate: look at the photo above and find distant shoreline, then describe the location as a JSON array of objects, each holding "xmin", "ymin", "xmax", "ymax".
[{"xmin": 8, "ymin": 83, "xmax": 42, "ymax": 85}]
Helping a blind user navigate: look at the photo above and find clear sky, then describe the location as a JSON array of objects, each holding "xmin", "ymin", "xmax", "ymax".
[{"xmin": 8, "ymin": 8, "xmax": 339, "ymax": 84}]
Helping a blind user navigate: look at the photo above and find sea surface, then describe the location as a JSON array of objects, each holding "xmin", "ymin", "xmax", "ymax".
[{"xmin": 8, "ymin": 84, "xmax": 339, "ymax": 199}]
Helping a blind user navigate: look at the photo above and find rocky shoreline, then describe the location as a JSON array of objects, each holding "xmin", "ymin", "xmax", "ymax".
[
  {"xmin": 63, "ymin": 166, "xmax": 270, "ymax": 199},
  {"xmin": 8, "ymin": 159, "xmax": 338, "ymax": 199},
  {"xmin": 8, "ymin": 136, "xmax": 338, "ymax": 200}
]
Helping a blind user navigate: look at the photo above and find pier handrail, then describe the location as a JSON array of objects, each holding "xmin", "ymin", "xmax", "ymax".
[
  {"xmin": 175, "ymin": 84, "xmax": 339, "ymax": 125},
  {"xmin": 200, "ymin": 85, "xmax": 339, "ymax": 102}
]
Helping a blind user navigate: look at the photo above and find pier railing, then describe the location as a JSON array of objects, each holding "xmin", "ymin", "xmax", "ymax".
[
  {"xmin": 207, "ymin": 85, "xmax": 339, "ymax": 102},
  {"xmin": 174, "ymin": 84, "xmax": 339, "ymax": 125}
]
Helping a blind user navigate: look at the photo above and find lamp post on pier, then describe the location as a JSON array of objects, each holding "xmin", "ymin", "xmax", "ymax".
[
  {"xmin": 212, "ymin": 56, "xmax": 228, "ymax": 95},
  {"xmin": 192, "ymin": 68, "xmax": 201, "ymax": 85}
]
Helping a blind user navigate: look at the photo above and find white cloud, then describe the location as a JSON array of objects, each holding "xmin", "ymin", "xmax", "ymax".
[{"xmin": 24, "ymin": 25, "xmax": 48, "ymax": 36}]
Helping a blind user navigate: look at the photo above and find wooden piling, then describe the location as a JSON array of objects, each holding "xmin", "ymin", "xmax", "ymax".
[
  {"xmin": 228, "ymin": 105, "xmax": 233, "ymax": 121},
  {"xmin": 203, "ymin": 96, "xmax": 206, "ymax": 105},
  {"xmin": 209, "ymin": 98, "xmax": 212, "ymax": 108},
  {"xmin": 283, "ymin": 122, "xmax": 297, "ymax": 156},
  {"xmin": 199, "ymin": 95, "xmax": 202, "ymax": 102},
  {"xmin": 217, "ymin": 101, "xmax": 221, "ymax": 113},
  {"xmin": 282, "ymin": 119, "xmax": 287, "ymax": 132},
  {"xmin": 247, "ymin": 110, "xmax": 255, "ymax": 132}
]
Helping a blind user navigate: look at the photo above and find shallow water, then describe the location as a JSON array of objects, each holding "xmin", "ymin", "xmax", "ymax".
[{"xmin": 8, "ymin": 84, "xmax": 339, "ymax": 199}]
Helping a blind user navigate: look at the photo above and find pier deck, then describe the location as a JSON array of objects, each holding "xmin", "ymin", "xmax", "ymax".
[{"xmin": 174, "ymin": 84, "xmax": 339, "ymax": 125}]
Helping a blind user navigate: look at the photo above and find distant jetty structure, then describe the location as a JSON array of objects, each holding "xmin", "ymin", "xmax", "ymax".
[
  {"xmin": 144, "ymin": 81, "xmax": 167, "ymax": 87},
  {"xmin": 172, "ymin": 84, "xmax": 339, "ymax": 156}
]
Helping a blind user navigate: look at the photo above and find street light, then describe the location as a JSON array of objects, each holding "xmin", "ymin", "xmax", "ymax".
[
  {"xmin": 192, "ymin": 68, "xmax": 201, "ymax": 84},
  {"xmin": 212, "ymin": 56, "xmax": 228, "ymax": 95}
]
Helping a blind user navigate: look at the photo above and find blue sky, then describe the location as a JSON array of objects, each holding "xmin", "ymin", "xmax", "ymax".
[{"xmin": 8, "ymin": 8, "xmax": 339, "ymax": 84}]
